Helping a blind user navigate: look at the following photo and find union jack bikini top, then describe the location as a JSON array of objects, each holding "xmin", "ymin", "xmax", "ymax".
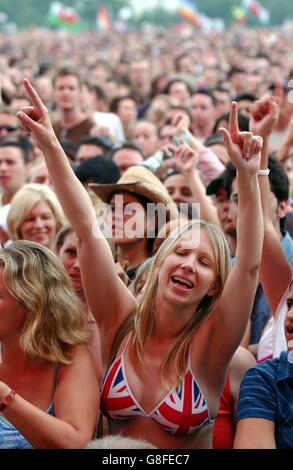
[{"xmin": 100, "ymin": 346, "xmax": 213, "ymax": 436}]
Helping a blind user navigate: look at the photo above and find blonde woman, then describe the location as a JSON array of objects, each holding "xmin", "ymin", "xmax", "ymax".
[
  {"xmin": 17, "ymin": 79, "xmax": 263, "ymax": 448},
  {"xmin": 7, "ymin": 183, "xmax": 65, "ymax": 250},
  {"xmin": 0, "ymin": 241, "xmax": 99, "ymax": 448}
]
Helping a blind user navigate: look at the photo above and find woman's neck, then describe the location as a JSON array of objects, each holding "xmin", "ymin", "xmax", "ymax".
[{"xmin": 153, "ymin": 294, "xmax": 198, "ymax": 340}]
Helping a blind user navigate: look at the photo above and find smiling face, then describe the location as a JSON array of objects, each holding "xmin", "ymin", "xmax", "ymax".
[
  {"xmin": 19, "ymin": 200, "xmax": 57, "ymax": 248},
  {"xmin": 285, "ymin": 282, "xmax": 293, "ymax": 351},
  {"xmin": 157, "ymin": 228, "xmax": 218, "ymax": 309}
]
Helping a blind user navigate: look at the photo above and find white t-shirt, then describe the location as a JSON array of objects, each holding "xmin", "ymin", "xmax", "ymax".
[
  {"xmin": 257, "ymin": 284, "xmax": 290, "ymax": 361},
  {"xmin": 93, "ymin": 112, "xmax": 125, "ymax": 143}
]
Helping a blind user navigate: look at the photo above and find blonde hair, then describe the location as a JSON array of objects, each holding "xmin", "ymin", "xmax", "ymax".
[
  {"xmin": 132, "ymin": 220, "xmax": 231, "ymax": 386},
  {"xmin": 7, "ymin": 183, "xmax": 66, "ymax": 246},
  {"xmin": 0, "ymin": 240, "xmax": 91, "ymax": 364}
]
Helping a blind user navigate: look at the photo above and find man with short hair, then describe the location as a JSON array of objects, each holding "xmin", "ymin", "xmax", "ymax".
[
  {"xmin": 190, "ymin": 90, "xmax": 217, "ymax": 142},
  {"xmin": 0, "ymin": 139, "xmax": 29, "ymax": 206},
  {"xmin": 52, "ymin": 66, "xmax": 94, "ymax": 143},
  {"xmin": 111, "ymin": 143, "xmax": 144, "ymax": 175},
  {"xmin": 76, "ymin": 136, "xmax": 114, "ymax": 164},
  {"xmin": 0, "ymin": 106, "xmax": 19, "ymax": 141}
]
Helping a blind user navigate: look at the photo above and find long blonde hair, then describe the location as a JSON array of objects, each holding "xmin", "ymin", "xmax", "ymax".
[
  {"xmin": 0, "ymin": 240, "xmax": 91, "ymax": 364},
  {"xmin": 132, "ymin": 220, "xmax": 231, "ymax": 386}
]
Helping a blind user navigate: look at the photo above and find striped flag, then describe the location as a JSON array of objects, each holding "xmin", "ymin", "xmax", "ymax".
[
  {"xmin": 96, "ymin": 4, "xmax": 111, "ymax": 31},
  {"xmin": 242, "ymin": 0, "xmax": 270, "ymax": 24},
  {"xmin": 178, "ymin": 0, "xmax": 202, "ymax": 27},
  {"xmin": 48, "ymin": 2, "xmax": 80, "ymax": 30}
]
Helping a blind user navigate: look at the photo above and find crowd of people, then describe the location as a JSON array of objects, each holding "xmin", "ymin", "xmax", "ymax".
[{"xmin": 0, "ymin": 22, "xmax": 292, "ymax": 449}]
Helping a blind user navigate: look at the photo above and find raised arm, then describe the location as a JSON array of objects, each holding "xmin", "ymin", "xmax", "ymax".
[
  {"xmin": 173, "ymin": 142, "xmax": 220, "ymax": 225},
  {"xmin": 212, "ymin": 102, "xmax": 264, "ymax": 360},
  {"xmin": 172, "ymin": 112, "xmax": 225, "ymax": 185},
  {"xmin": 17, "ymin": 79, "xmax": 136, "ymax": 364},
  {"xmin": 250, "ymin": 96, "xmax": 292, "ymax": 314}
]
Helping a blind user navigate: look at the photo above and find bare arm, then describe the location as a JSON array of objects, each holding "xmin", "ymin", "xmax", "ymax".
[
  {"xmin": 233, "ymin": 418, "xmax": 276, "ymax": 449},
  {"xmin": 173, "ymin": 143, "xmax": 220, "ymax": 225},
  {"xmin": 250, "ymin": 97, "xmax": 292, "ymax": 314},
  {"xmin": 0, "ymin": 347, "xmax": 99, "ymax": 449},
  {"xmin": 212, "ymin": 102, "xmax": 264, "ymax": 361},
  {"xmin": 17, "ymin": 79, "xmax": 137, "ymax": 364},
  {"xmin": 276, "ymin": 114, "xmax": 293, "ymax": 163},
  {"xmin": 172, "ymin": 112, "xmax": 225, "ymax": 185}
]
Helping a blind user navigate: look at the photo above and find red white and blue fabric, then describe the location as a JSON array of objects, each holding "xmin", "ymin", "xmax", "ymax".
[{"xmin": 100, "ymin": 355, "xmax": 212, "ymax": 436}]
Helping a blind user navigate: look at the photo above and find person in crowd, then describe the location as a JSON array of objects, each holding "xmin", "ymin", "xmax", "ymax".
[
  {"xmin": 7, "ymin": 183, "xmax": 65, "ymax": 250},
  {"xmin": 110, "ymin": 95, "xmax": 138, "ymax": 141},
  {"xmin": 17, "ymin": 81, "xmax": 263, "ymax": 448},
  {"xmin": 55, "ymin": 225, "xmax": 103, "ymax": 379},
  {"xmin": 133, "ymin": 120, "xmax": 160, "ymax": 158},
  {"xmin": 0, "ymin": 139, "xmax": 29, "ymax": 207},
  {"xmin": 91, "ymin": 164, "xmax": 178, "ymax": 280},
  {"xmin": 0, "ymin": 240, "xmax": 99, "ymax": 448},
  {"xmin": 164, "ymin": 79, "xmax": 193, "ymax": 108},
  {"xmin": 0, "ymin": 106, "xmax": 20, "ymax": 141},
  {"xmin": 190, "ymin": 90, "xmax": 217, "ymax": 142},
  {"xmin": 29, "ymin": 157, "xmax": 52, "ymax": 188},
  {"xmin": 74, "ymin": 156, "xmax": 120, "ymax": 189},
  {"xmin": 110, "ymin": 143, "xmax": 144, "ymax": 175},
  {"xmin": 234, "ymin": 280, "xmax": 293, "ymax": 449},
  {"xmin": 76, "ymin": 136, "xmax": 114, "ymax": 164},
  {"xmin": 52, "ymin": 66, "xmax": 94, "ymax": 143}
]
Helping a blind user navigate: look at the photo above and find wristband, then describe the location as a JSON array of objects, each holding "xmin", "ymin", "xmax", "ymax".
[
  {"xmin": 0, "ymin": 389, "xmax": 16, "ymax": 412},
  {"xmin": 258, "ymin": 169, "xmax": 270, "ymax": 176}
]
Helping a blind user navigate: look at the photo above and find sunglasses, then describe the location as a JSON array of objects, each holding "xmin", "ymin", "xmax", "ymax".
[{"xmin": 0, "ymin": 125, "xmax": 18, "ymax": 132}]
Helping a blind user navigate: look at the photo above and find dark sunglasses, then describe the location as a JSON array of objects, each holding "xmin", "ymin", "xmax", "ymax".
[{"xmin": 0, "ymin": 125, "xmax": 18, "ymax": 132}]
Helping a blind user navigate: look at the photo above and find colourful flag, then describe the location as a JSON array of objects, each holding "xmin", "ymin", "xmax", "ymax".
[
  {"xmin": 96, "ymin": 4, "xmax": 111, "ymax": 31},
  {"xmin": 231, "ymin": 5, "xmax": 247, "ymax": 24},
  {"xmin": 48, "ymin": 2, "xmax": 80, "ymax": 30},
  {"xmin": 242, "ymin": 0, "xmax": 270, "ymax": 24},
  {"xmin": 178, "ymin": 0, "xmax": 202, "ymax": 27}
]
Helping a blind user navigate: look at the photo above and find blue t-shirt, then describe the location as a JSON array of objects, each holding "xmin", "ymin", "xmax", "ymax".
[{"xmin": 237, "ymin": 351, "xmax": 293, "ymax": 449}]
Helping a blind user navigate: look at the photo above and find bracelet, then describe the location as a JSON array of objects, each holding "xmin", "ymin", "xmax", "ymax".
[
  {"xmin": 0, "ymin": 389, "xmax": 16, "ymax": 412},
  {"xmin": 258, "ymin": 169, "xmax": 270, "ymax": 176}
]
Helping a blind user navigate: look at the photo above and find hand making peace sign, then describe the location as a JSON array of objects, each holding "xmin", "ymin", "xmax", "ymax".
[{"xmin": 17, "ymin": 78, "xmax": 56, "ymax": 150}]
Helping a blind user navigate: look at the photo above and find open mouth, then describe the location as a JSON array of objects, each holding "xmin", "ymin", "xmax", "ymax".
[{"xmin": 171, "ymin": 276, "xmax": 194, "ymax": 289}]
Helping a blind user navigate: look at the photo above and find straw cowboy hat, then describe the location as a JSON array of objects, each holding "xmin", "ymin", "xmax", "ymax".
[{"xmin": 89, "ymin": 165, "xmax": 178, "ymax": 218}]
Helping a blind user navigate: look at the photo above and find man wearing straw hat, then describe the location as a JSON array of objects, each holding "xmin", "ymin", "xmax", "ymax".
[{"xmin": 90, "ymin": 165, "xmax": 179, "ymax": 280}]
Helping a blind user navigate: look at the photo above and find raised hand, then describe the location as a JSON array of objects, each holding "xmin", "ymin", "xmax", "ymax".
[
  {"xmin": 172, "ymin": 111, "xmax": 190, "ymax": 135},
  {"xmin": 173, "ymin": 142, "xmax": 198, "ymax": 176},
  {"xmin": 249, "ymin": 96, "xmax": 279, "ymax": 138},
  {"xmin": 220, "ymin": 102, "xmax": 262, "ymax": 174},
  {"xmin": 16, "ymin": 78, "xmax": 56, "ymax": 150}
]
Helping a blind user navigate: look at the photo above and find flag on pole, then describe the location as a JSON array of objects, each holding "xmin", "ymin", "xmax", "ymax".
[
  {"xmin": 48, "ymin": 2, "xmax": 80, "ymax": 30},
  {"xmin": 242, "ymin": 0, "xmax": 270, "ymax": 24},
  {"xmin": 178, "ymin": 0, "xmax": 202, "ymax": 27},
  {"xmin": 96, "ymin": 4, "xmax": 111, "ymax": 31}
]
